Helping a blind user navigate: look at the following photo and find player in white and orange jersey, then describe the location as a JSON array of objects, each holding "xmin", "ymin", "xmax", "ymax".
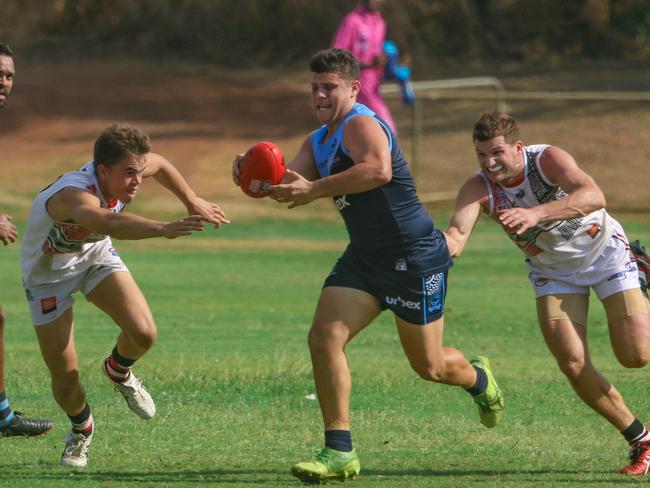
[
  {"xmin": 445, "ymin": 112, "xmax": 650, "ymax": 476},
  {"xmin": 21, "ymin": 124, "xmax": 228, "ymax": 468}
]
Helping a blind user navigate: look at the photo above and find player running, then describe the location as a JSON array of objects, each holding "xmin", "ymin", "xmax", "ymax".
[
  {"xmin": 445, "ymin": 112, "xmax": 650, "ymax": 476},
  {"xmin": 0, "ymin": 41, "xmax": 54, "ymax": 438},
  {"xmin": 233, "ymin": 48, "xmax": 504, "ymax": 483},
  {"xmin": 21, "ymin": 124, "xmax": 228, "ymax": 467}
]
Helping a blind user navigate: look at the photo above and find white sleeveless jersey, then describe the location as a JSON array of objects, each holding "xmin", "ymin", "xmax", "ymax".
[
  {"xmin": 479, "ymin": 144, "xmax": 611, "ymax": 272},
  {"xmin": 21, "ymin": 161, "xmax": 126, "ymax": 287}
]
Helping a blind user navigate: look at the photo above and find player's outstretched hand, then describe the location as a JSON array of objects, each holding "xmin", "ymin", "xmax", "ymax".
[
  {"xmin": 497, "ymin": 207, "xmax": 539, "ymax": 235},
  {"xmin": 162, "ymin": 215, "xmax": 206, "ymax": 239},
  {"xmin": 269, "ymin": 169, "xmax": 314, "ymax": 209},
  {"xmin": 232, "ymin": 153, "xmax": 244, "ymax": 186},
  {"xmin": 186, "ymin": 196, "xmax": 230, "ymax": 228},
  {"xmin": 0, "ymin": 214, "xmax": 18, "ymax": 246}
]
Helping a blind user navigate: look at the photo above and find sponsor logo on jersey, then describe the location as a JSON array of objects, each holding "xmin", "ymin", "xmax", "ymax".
[
  {"xmin": 515, "ymin": 189, "xmax": 525, "ymax": 199},
  {"xmin": 321, "ymin": 156, "xmax": 339, "ymax": 170},
  {"xmin": 394, "ymin": 259, "xmax": 407, "ymax": 271},
  {"xmin": 607, "ymin": 272, "xmax": 626, "ymax": 282},
  {"xmin": 427, "ymin": 295, "xmax": 442, "ymax": 314},
  {"xmin": 587, "ymin": 224, "xmax": 601, "ymax": 239},
  {"xmin": 40, "ymin": 296, "xmax": 57, "ymax": 314},
  {"xmin": 334, "ymin": 195, "xmax": 351, "ymax": 210},
  {"xmin": 492, "ymin": 184, "xmax": 515, "ymax": 212},
  {"xmin": 56, "ymin": 222, "xmax": 95, "ymax": 242},
  {"xmin": 42, "ymin": 221, "xmax": 107, "ymax": 255},
  {"xmin": 319, "ymin": 139, "xmax": 339, "ymax": 172},
  {"xmin": 385, "ymin": 296, "xmax": 421, "ymax": 310}
]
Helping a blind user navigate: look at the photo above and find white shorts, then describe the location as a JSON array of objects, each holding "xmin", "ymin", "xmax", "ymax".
[
  {"xmin": 24, "ymin": 256, "xmax": 128, "ymax": 326},
  {"xmin": 527, "ymin": 222, "xmax": 640, "ymax": 300}
]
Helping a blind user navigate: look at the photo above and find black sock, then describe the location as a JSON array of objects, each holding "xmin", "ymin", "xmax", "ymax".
[
  {"xmin": 325, "ymin": 429, "xmax": 353, "ymax": 452},
  {"xmin": 622, "ymin": 418, "xmax": 648, "ymax": 445},
  {"xmin": 464, "ymin": 366, "xmax": 488, "ymax": 396},
  {"xmin": 68, "ymin": 403, "xmax": 93, "ymax": 436},
  {"xmin": 112, "ymin": 346, "xmax": 136, "ymax": 368}
]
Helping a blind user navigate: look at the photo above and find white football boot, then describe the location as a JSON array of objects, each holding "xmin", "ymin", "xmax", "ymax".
[
  {"xmin": 102, "ymin": 361, "xmax": 156, "ymax": 419},
  {"xmin": 61, "ymin": 429, "xmax": 93, "ymax": 468}
]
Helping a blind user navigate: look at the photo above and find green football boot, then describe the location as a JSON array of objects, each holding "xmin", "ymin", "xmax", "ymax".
[
  {"xmin": 291, "ymin": 447, "xmax": 360, "ymax": 484},
  {"xmin": 470, "ymin": 355, "xmax": 504, "ymax": 428}
]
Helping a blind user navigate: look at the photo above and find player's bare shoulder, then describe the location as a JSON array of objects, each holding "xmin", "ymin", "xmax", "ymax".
[
  {"xmin": 344, "ymin": 114, "xmax": 386, "ymax": 143},
  {"xmin": 141, "ymin": 152, "xmax": 162, "ymax": 177},
  {"xmin": 538, "ymin": 145, "xmax": 599, "ymax": 192},
  {"xmin": 537, "ymin": 145, "xmax": 579, "ymax": 180},
  {"xmin": 539, "ymin": 145, "xmax": 572, "ymax": 162},
  {"xmin": 343, "ymin": 114, "xmax": 391, "ymax": 172}
]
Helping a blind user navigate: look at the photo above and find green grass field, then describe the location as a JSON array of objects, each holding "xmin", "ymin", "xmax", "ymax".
[{"xmin": 0, "ymin": 216, "xmax": 648, "ymax": 487}]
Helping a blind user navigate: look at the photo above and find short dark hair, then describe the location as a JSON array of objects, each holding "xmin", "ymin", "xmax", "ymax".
[
  {"xmin": 93, "ymin": 124, "xmax": 151, "ymax": 169},
  {"xmin": 309, "ymin": 48, "xmax": 360, "ymax": 81},
  {"xmin": 473, "ymin": 112, "xmax": 521, "ymax": 143},
  {"xmin": 0, "ymin": 43, "xmax": 14, "ymax": 56}
]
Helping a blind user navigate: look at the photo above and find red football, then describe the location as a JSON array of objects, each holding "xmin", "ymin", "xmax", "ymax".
[{"xmin": 239, "ymin": 142, "xmax": 286, "ymax": 198}]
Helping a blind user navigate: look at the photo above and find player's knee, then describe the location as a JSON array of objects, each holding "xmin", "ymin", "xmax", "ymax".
[
  {"xmin": 616, "ymin": 351, "xmax": 648, "ymax": 369},
  {"xmin": 621, "ymin": 357, "xmax": 648, "ymax": 369},
  {"xmin": 307, "ymin": 325, "xmax": 346, "ymax": 355},
  {"xmin": 131, "ymin": 325, "xmax": 157, "ymax": 351},
  {"xmin": 556, "ymin": 357, "xmax": 587, "ymax": 380},
  {"xmin": 412, "ymin": 362, "xmax": 447, "ymax": 383}
]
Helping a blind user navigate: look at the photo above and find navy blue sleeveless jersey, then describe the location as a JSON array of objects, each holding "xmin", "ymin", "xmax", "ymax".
[{"xmin": 310, "ymin": 103, "xmax": 451, "ymax": 275}]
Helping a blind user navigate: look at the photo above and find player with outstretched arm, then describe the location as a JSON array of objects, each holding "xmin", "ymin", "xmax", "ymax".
[
  {"xmin": 445, "ymin": 111, "xmax": 650, "ymax": 476},
  {"xmin": 21, "ymin": 124, "xmax": 228, "ymax": 467}
]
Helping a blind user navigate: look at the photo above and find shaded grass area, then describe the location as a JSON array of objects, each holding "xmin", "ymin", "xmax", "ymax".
[{"xmin": 0, "ymin": 218, "xmax": 648, "ymax": 487}]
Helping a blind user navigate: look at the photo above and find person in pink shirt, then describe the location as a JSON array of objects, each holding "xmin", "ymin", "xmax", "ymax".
[{"xmin": 332, "ymin": 0, "xmax": 397, "ymax": 133}]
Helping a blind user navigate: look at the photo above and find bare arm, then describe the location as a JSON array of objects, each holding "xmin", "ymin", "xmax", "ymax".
[
  {"xmin": 47, "ymin": 188, "xmax": 205, "ymax": 240},
  {"xmin": 270, "ymin": 117, "xmax": 391, "ymax": 208},
  {"xmin": 497, "ymin": 146, "xmax": 606, "ymax": 234},
  {"xmin": 285, "ymin": 136, "xmax": 320, "ymax": 181},
  {"xmin": 445, "ymin": 175, "xmax": 488, "ymax": 257},
  {"xmin": 144, "ymin": 152, "xmax": 229, "ymax": 227}
]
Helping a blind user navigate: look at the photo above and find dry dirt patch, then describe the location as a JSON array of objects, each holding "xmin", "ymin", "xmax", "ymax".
[{"xmin": 1, "ymin": 60, "xmax": 648, "ymax": 220}]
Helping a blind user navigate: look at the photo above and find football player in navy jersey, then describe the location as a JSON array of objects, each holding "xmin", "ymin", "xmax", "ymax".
[{"xmin": 233, "ymin": 48, "xmax": 503, "ymax": 483}]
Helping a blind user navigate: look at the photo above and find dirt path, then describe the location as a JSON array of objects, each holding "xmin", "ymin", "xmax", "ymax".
[{"xmin": 1, "ymin": 60, "xmax": 648, "ymax": 220}]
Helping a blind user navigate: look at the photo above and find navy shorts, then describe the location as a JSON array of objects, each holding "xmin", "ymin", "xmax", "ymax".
[{"xmin": 323, "ymin": 248, "xmax": 448, "ymax": 325}]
